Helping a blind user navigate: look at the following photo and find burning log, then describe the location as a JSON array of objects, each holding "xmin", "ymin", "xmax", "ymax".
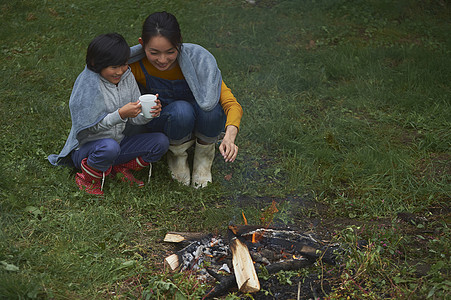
[
  {"xmin": 228, "ymin": 224, "xmax": 264, "ymax": 236},
  {"xmin": 234, "ymin": 226, "xmax": 337, "ymax": 265},
  {"xmin": 230, "ymin": 237, "xmax": 260, "ymax": 293}
]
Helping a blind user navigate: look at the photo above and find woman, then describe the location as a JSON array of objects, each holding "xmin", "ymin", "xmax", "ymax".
[{"xmin": 128, "ymin": 11, "xmax": 243, "ymax": 188}]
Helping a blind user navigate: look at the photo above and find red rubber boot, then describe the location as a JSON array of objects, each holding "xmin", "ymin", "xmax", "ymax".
[
  {"xmin": 75, "ymin": 158, "xmax": 111, "ymax": 195},
  {"xmin": 113, "ymin": 157, "xmax": 151, "ymax": 187}
]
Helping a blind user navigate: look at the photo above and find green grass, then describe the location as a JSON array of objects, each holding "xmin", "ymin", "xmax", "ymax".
[{"xmin": 1, "ymin": 0, "xmax": 450, "ymax": 299}]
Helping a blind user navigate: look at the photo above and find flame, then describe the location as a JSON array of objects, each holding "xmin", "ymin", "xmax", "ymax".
[
  {"xmin": 293, "ymin": 254, "xmax": 303, "ymax": 260},
  {"xmin": 242, "ymin": 211, "xmax": 248, "ymax": 225},
  {"xmin": 251, "ymin": 232, "xmax": 264, "ymax": 243}
]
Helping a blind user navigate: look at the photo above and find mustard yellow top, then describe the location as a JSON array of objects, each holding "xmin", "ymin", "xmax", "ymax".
[{"xmin": 130, "ymin": 58, "xmax": 243, "ymax": 130}]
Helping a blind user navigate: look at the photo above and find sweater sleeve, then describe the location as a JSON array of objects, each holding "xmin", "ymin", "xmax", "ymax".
[
  {"xmin": 220, "ymin": 81, "xmax": 243, "ymax": 130},
  {"xmin": 87, "ymin": 110, "xmax": 126, "ymax": 133}
]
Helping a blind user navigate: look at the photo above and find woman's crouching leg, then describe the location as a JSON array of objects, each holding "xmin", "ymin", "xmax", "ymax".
[{"xmin": 192, "ymin": 102, "xmax": 227, "ymax": 188}]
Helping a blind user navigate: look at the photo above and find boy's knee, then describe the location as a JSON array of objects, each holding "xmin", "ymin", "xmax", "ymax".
[{"xmin": 96, "ymin": 139, "xmax": 121, "ymax": 159}]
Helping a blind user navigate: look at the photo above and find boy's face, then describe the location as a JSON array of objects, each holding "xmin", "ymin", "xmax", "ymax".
[{"xmin": 100, "ymin": 65, "xmax": 128, "ymax": 84}]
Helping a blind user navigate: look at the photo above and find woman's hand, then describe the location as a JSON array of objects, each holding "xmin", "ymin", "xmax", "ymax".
[
  {"xmin": 118, "ymin": 101, "xmax": 142, "ymax": 119},
  {"xmin": 150, "ymin": 94, "xmax": 162, "ymax": 117},
  {"xmin": 219, "ymin": 125, "xmax": 239, "ymax": 162}
]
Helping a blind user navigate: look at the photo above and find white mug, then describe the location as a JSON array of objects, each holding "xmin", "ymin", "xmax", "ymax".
[{"xmin": 138, "ymin": 94, "xmax": 157, "ymax": 118}]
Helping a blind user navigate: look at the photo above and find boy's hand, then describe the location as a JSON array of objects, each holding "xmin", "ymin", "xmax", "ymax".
[{"xmin": 118, "ymin": 101, "xmax": 142, "ymax": 119}]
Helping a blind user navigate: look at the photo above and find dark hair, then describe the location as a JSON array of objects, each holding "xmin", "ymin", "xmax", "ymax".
[
  {"xmin": 86, "ymin": 33, "xmax": 130, "ymax": 73},
  {"xmin": 141, "ymin": 11, "xmax": 182, "ymax": 51}
]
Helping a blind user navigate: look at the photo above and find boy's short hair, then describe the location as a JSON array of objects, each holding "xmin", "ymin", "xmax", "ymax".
[{"xmin": 86, "ymin": 33, "xmax": 130, "ymax": 73}]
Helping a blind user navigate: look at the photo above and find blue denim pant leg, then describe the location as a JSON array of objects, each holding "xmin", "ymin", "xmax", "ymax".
[
  {"xmin": 194, "ymin": 101, "xmax": 226, "ymax": 144},
  {"xmin": 146, "ymin": 100, "xmax": 195, "ymax": 144},
  {"xmin": 71, "ymin": 133, "xmax": 169, "ymax": 172},
  {"xmin": 71, "ymin": 139, "xmax": 120, "ymax": 172},
  {"xmin": 114, "ymin": 132, "xmax": 169, "ymax": 165},
  {"xmin": 146, "ymin": 100, "xmax": 226, "ymax": 144}
]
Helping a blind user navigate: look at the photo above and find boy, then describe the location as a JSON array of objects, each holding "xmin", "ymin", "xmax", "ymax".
[{"xmin": 48, "ymin": 33, "xmax": 169, "ymax": 195}]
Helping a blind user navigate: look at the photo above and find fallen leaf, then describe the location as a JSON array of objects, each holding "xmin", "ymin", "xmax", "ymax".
[{"xmin": 1, "ymin": 261, "xmax": 19, "ymax": 272}]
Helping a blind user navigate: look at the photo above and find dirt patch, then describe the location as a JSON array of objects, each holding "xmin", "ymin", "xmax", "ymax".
[
  {"xmin": 231, "ymin": 193, "xmax": 358, "ymax": 241},
  {"xmin": 251, "ymin": 274, "xmax": 332, "ymax": 300}
]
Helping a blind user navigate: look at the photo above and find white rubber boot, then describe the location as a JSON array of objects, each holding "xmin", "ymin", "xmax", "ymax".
[
  {"xmin": 167, "ymin": 140, "xmax": 195, "ymax": 186},
  {"xmin": 192, "ymin": 141, "xmax": 215, "ymax": 188}
]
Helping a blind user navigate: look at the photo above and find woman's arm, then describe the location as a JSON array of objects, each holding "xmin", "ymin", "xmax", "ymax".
[
  {"xmin": 219, "ymin": 81, "xmax": 243, "ymax": 162},
  {"xmin": 220, "ymin": 81, "xmax": 243, "ymax": 130}
]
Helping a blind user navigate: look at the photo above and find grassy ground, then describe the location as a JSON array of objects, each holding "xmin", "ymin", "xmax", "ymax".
[{"xmin": 1, "ymin": 0, "xmax": 449, "ymax": 299}]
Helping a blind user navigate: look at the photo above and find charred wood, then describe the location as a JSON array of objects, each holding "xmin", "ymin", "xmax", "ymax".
[
  {"xmin": 264, "ymin": 258, "xmax": 315, "ymax": 273},
  {"xmin": 203, "ymin": 268, "xmax": 237, "ymax": 299}
]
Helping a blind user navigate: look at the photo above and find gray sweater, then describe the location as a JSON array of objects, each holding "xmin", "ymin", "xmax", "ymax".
[{"xmin": 77, "ymin": 68, "xmax": 148, "ymax": 146}]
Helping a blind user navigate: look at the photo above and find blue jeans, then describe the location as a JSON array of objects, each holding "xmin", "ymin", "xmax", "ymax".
[
  {"xmin": 71, "ymin": 133, "xmax": 169, "ymax": 172},
  {"xmin": 146, "ymin": 100, "xmax": 226, "ymax": 145},
  {"xmin": 137, "ymin": 60, "xmax": 226, "ymax": 145}
]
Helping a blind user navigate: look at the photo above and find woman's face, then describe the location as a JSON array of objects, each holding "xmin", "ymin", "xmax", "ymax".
[{"xmin": 140, "ymin": 35, "xmax": 178, "ymax": 71}]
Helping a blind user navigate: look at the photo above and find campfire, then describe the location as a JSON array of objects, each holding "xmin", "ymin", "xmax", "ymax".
[{"xmin": 162, "ymin": 202, "xmax": 339, "ymax": 299}]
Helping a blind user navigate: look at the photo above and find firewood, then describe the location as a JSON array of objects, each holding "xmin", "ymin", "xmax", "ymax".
[
  {"xmin": 203, "ymin": 268, "xmax": 237, "ymax": 299},
  {"xmin": 230, "ymin": 237, "xmax": 260, "ymax": 293},
  {"xmin": 264, "ymin": 258, "xmax": 314, "ymax": 273},
  {"xmin": 228, "ymin": 224, "xmax": 270, "ymax": 236},
  {"xmin": 163, "ymin": 232, "xmax": 208, "ymax": 243},
  {"xmin": 257, "ymin": 237, "xmax": 337, "ymax": 265},
  {"xmin": 164, "ymin": 253, "xmax": 180, "ymax": 271}
]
